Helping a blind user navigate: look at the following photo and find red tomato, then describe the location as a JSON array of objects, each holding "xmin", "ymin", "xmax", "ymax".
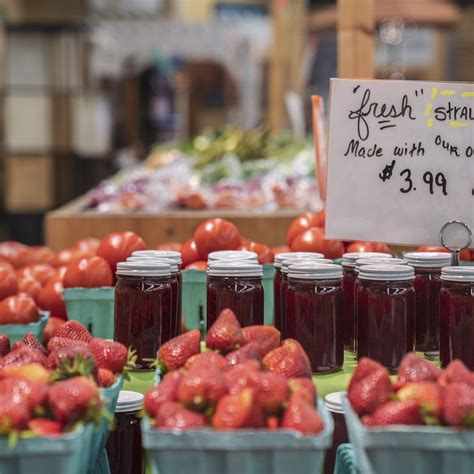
[
  {"xmin": 54, "ymin": 266, "xmax": 68, "ymax": 280},
  {"xmin": 17, "ymin": 264, "xmax": 55, "ymax": 287},
  {"xmin": 0, "ymin": 268, "xmax": 18, "ymax": 301},
  {"xmin": 74, "ymin": 238, "xmax": 100, "ymax": 256},
  {"xmin": 286, "ymin": 211, "xmax": 325, "ymax": 246},
  {"xmin": 156, "ymin": 242, "xmax": 182, "ymax": 252},
  {"xmin": 193, "ymin": 218, "xmax": 241, "ymax": 259},
  {"xmin": 38, "ymin": 278, "xmax": 67, "ymax": 319},
  {"xmin": 63, "ymin": 256, "xmax": 113, "ymax": 288},
  {"xmin": 17, "ymin": 276, "xmax": 42, "ymax": 303},
  {"xmin": 0, "ymin": 294, "xmax": 39, "ymax": 324},
  {"xmin": 416, "ymin": 246, "xmax": 470, "ymax": 261},
  {"xmin": 42, "ymin": 316, "xmax": 66, "ymax": 345},
  {"xmin": 180, "ymin": 239, "xmax": 201, "ymax": 267},
  {"xmin": 371, "ymin": 242, "xmax": 392, "ymax": 254},
  {"xmin": 290, "ymin": 227, "xmax": 345, "ymax": 259},
  {"xmin": 54, "ymin": 248, "xmax": 89, "ymax": 268},
  {"xmin": 184, "ymin": 260, "xmax": 208, "ymax": 271},
  {"xmin": 97, "ymin": 231, "xmax": 146, "ymax": 273},
  {"xmin": 0, "ymin": 242, "xmax": 29, "ymax": 268},
  {"xmin": 272, "ymin": 245, "xmax": 290, "ymax": 255},
  {"xmin": 346, "ymin": 241, "xmax": 375, "ymax": 253},
  {"xmin": 17, "ymin": 246, "xmax": 57, "ymax": 267},
  {"xmin": 240, "ymin": 242, "xmax": 275, "ymax": 264}
]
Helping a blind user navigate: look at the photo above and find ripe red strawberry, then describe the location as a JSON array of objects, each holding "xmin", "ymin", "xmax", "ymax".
[
  {"xmin": 348, "ymin": 367, "xmax": 392, "ymax": 416},
  {"xmin": 0, "ymin": 378, "xmax": 48, "ymax": 412},
  {"xmin": 362, "ymin": 400, "xmax": 423, "ymax": 426},
  {"xmin": 155, "ymin": 402, "xmax": 207, "ymax": 430},
  {"xmin": 47, "ymin": 337, "xmax": 88, "ymax": 353},
  {"xmin": 157, "ymin": 329, "xmax": 201, "ymax": 371},
  {"xmin": 262, "ymin": 339, "xmax": 312, "ymax": 379},
  {"xmin": 288, "ymin": 378, "xmax": 317, "ymax": 406},
  {"xmin": 213, "ymin": 388, "xmax": 264, "ymax": 429},
  {"xmin": 0, "ymin": 334, "xmax": 11, "ymax": 357},
  {"xmin": 242, "ymin": 325, "xmax": 281, "ymax": 356},
  {"xmin": 28, "ymin": 418, "xmax": 63, "ymax": 436},
  {"xmin": 144, "ymin": 371, "xmax": 183, "ymax": 417},
  {"xmin": 438, "ymin": 360, "xmax": 474, "ymax": 388},
  {"xmin": 177, "ymin": 366, "xmax": 227, "ymax": 410},
  {"xmin": 281, "ymin": 394, "xmax": 324, "ymax": 435},
  {"xmin": 185, "ymin": 351, "xmax": 229, "ymax": 372},
  {"xmin": 22, "ymin": 333, "xmax": 47, "ymax": 356},
  {"xmin": 55, "ymin": 321, "xmax": 92, "ymax": 343},
  {"xmin": 443, "ymin": 384, "xmax": 474, "ymax": 427},
  {"xmin": 397, "ymin": 352, "xmax": 441, "ymax": 386},
  {"xmin": 226, "ymin": 342, "xmax": 262, "ymax": 366},
  {"xmin": 89, "ymin": 338, "xmax": 127, "ymax": 373},
  {"xmin": 0, "ymin": 345, "xmax": 47, "ymax": 368},
  {"xmin": 397, "ymin": 382, "xmax": 444, "ymax": 417},
  {"xmin": 205, "ymin": 309, "xmax": 245, "ymax": 353},
  {"xmin": 224, "ymin": 361, "xmax": 261, "ymax": 395},
  {"xmin": 249, "ymin": 371, "xmax": 289, "ymax": 414},
  {"xmin": 48, "ymin": 376, "xmax": 102, "ymax": 425},
  {"xmin": 0, "ymin": 363, "xmax": 50, "ymax": 384},
  {"xmin": 0, "ymin": 398, "xmax": 30, "ymax": 434},
  {"xmin": 349, "ymin": 358, "xmax": 386, "ymax": 392},
  {"xmin": 46, "ymin": 345, "xmax": 96, "ymax": 372},
  {"xmin": 97, "ymin": 368, "xmax": 115, "ymax": 388}
]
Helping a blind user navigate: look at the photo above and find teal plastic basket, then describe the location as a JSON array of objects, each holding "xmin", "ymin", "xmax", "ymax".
[
  {"xmin": 62, "ymin": 288, "xmax": 114, "ymax": 339},
  {"xmin": 0, "ymin": 312, "xmax": 49, "ymax": 344},
  {"xmin": 342, "ymin": 394, "xmax": 474, "ymax": 474},
  {"xmin": 0, "ymin": 423, "xmax": 93, "ymax": 474},
  {"xmin": 182, "ymin": 265, "xmax": 276, "ymax": 333},
  {"xmin": 142, "ymin": 398, "xmax": 333, "ymax": 474}
]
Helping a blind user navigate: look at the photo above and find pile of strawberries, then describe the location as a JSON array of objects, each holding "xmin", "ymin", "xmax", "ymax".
[
  {"xmin": 0, "ymin": 320, "xmax": 130, "ymax": 438},
  {"xmin": 144, "ymin": 309, "xmax": 325, "ymax": 435},
  {"xmin": 348, "ymin": 353, "xmax": 474, "ymax": 428}
]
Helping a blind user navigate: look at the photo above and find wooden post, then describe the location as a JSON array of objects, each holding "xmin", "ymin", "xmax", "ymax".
[{"xmin": 337, "ymin": 0, "xmax": 375, "ymax": 79}]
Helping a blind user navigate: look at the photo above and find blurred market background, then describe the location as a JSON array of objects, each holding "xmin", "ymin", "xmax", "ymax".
[{"xmin": 0, "ymin": 0, "xmax": 472, "ymax": 246}]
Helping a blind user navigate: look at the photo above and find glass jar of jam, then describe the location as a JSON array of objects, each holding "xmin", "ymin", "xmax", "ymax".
[
  {"xmin": 286, "ymin": 263, "xmax": 344, "ymax": 373},
  {"xmin": 273, "ymin": 253, "xmax": 293, "ymax": 330},
  {"xmin": 208, "ymin": 250, "xmax": 258, "ymax": 263},
  {"xmin": 106, "ymin": 390, "xmax": 144, "ymax": 474},
  {"xmin": 280, "ymin": 256, "xmax": 331, "ymax": 339},
  {"xmin": 207, "ymin": 261, "xmax": 264, "ymax": 329},
  {"xmin": 405, "ymin": 252, "xmax": 451, "ymax": 353},
  {"xmin": 440, "ymin": 267, "xmax": 474, "ymax": 370},
  {"xmin": 128, "ymin": 256, "xmax": 181, "ymax": 338},
  {"xmin": 341, "ymin": 252, "xmax": 392, "ymax": 352},
  {"xmin": 115, "ymin": 261, "xmax": 172, "ymax": 369},
  {"xmin": 356, "ymin": 264, "xmax": 415, "ymax": 371},
  {"xmin": 323, "ymin": 392, "xmax": 349, "ymax": 474}
]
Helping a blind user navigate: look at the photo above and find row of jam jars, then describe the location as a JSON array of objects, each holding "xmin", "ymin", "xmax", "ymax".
[
  {"xmin": 114, "ymin": 261, "xmax": 173, "ymax": 370},
  {"xmin": 129, "ymin": 250, "xmax": 183, "ymax": 338},
  {"xmin": 440, "ymin": 267, "xmax": 474, "ymax": 370},
  {"xmin": 275, "ymin": 252, "xmax": 326, "ymax": 337},
  {"xmin": 356, "ymin": 264, "xmax": 416, "ymax": 372},
  {"xmin": 341, "ymin": 252, "xmax": 392, "ymax": 351},
  {"xmin": 286, "ymin": 262, "xmax": 344, "ymax": 373},
  {"xmin": 206, "ymin": 259, "xmax": 264, "ymax": 329},
  {"xmin": 404, "ymin": 252, "xmax": 451, "ymax": 354}
]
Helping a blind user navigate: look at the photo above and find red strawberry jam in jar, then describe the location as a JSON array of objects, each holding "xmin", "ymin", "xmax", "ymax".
[
  {"xmin": 356, "ymin": 264, "xmax": 415, "ymax": 371},
  {"xmin": 280, "ymin": 255, "xmax": 330, "ymax": 338},
  {"xmin": 440, "ymin": 267, "xmax": 474, "ymax": 370},
  {"xmin": 341, "ymin": 252, "xmax": 392, "ymax": 351},
  {"xmin": 208, "ymin": 250, "xmax": 258, "ymax": 263},
  {"xmin": 115, "ymin": 261, "xmax": 172, "ymax": 369},
  {"xmin": 405, "ymin": 252, "xmax": 451, "ymax": 353},
  {"xmin": 106, "ymin": 390, "xmax": 144, "ymax": 474},
  {"xmin": 286, "ymin": 263, "xmax": 344, "ymax": 373},
  {"xmin": 207, "ymin": 261, "xmax": 264, "ymax": 329},
  {"xmin": 273, "ymin": 253, "xmax": 291, "ymax": 330},
  {"xmin": 323, "ymin": 392, "xmax": 348, "ymax": 474}
]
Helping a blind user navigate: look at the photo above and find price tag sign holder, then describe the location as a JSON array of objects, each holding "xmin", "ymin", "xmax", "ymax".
[{"xmin": 439, "ymin": 220, "xmax": 472, "ymax": 266}]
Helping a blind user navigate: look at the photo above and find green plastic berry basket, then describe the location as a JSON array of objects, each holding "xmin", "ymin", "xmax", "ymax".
[
  {"xmin": 0, "ymin": 312, "xmax": 49, "ymax": 344},
  {"xmin": 182, "ymin": 265, "xmax": 276, "ymax": 333},
  {"xmin": 0, "ymin": 422, "xmax": 93, "ymax": 474},
  {"xmin": 62, "ymin": 288, "xmax": 115, "ymax": 339},
  {"xmin": 342, "ymin": 394, "xmax": 474, "ymax": 474},
  {"xmin": 141, "ymin": 398, "xmax": 333, "ymax": 474}
]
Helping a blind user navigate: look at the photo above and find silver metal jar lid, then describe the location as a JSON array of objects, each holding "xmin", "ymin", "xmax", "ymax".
[
  {"xmin": 131, "ymin": 250, "xmax": 182, "ymax": 265},
  {"xmin": 441, "ymin": 266, "xmax": 474, "ymax": 282},
  {"xmin": 115, "ymin": 390, "xmax": 144, "ymax": 413},
  {"xmin": 281, "ymin": 257, "xmax": 333, "ymax": 274},
  {"xmin": 116, "ymin": 260, "xmax": 171, "ymax": 277},
  {"xmin": 274, "ymin": 251, "xmax": 324, "ymax": 268},
  {"xmin": 207, "ymin": 260, "xmax": 263, "ymax": 277},
  {"xmin": 404, "ymin": 252, "xmax": 452, "ymax": 268},
  {"xmin": 208, "ymin": 250, "xmax": 258, "ymax": 262},
  {"xmin": 288, "ymin": 263, "xmax": 343, "ymax": 280},
  {"xmin": 127, "ymin": 256, "xmax": 179, "ymax": 273},
  {"xmin": 358, "ymin": 264, "xmax": 415, "ymax": 281},
  {"xmin": 341, "ymin": 252, "xmax": 392, "ymax": 268}
]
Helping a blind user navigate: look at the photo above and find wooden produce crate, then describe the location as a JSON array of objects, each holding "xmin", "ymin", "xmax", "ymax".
[{"xmin": 45, "ymin": 196, "xmax": 299, "ymax": 250}]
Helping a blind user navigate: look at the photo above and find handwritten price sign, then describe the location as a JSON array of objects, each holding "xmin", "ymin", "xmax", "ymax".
[{"xmin": 325, "ymin": 79, "xmax": 473, "ymax": 246}]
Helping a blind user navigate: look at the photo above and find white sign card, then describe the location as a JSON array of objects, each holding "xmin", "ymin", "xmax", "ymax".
[{"xmin": 325, "ymin": 79, "xmax": 474, "ymax": 246}]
